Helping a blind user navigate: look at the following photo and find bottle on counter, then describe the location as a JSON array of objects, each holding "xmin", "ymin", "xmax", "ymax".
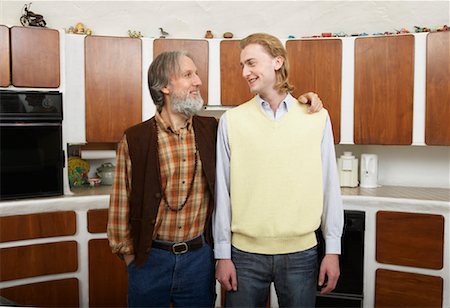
[{"xmin": 337, "ymin": 151, "xmax": 359, "ymax": 187}]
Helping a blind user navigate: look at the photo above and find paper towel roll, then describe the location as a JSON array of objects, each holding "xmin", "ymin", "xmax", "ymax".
[{"xmin": 81, "ymin": 150, "xmax": 116, "ymax": 160}]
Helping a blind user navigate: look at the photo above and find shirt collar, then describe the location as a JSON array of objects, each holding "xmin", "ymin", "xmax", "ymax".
[
  {"xmin": 155, "ymin": 112, "xmax": 193, "ymax": 134},
  {"xmin": 255, "ymin": 93, "xmax": 295, "ymax": 112}
]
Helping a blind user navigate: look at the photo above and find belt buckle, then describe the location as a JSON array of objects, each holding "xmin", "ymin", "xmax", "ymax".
[{"xmin": 172, "ymin": 242, "xmax": 188, "ymax": 254}]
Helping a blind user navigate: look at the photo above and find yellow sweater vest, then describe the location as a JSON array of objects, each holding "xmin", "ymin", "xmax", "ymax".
[{"xmin": 227, "ymin": 98, "xmax": 327, "ymax": 254}]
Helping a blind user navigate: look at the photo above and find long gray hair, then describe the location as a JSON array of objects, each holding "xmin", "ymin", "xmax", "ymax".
[{"xmin": 148, "ymin": 50, "xmax": 191, "ymax": 112}]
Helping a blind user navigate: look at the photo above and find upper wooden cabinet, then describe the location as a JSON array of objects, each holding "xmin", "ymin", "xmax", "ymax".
[
  {"xmin": 426, "ymin": 31, "xmax": 450, "ymax": 145},
  {"xmin": 0, "ymin": 25, "xmax": 10, "ymax": 87},
  {"xmin": 153, "ymin": 39, "xmax": 209, "ymax": 104},
  {"xmin": 10, "ymin": 26, "xmax": 60, "ymax": 88},
  {"xmin": 85, "ymin": 35, "xmax": 142, "ymax": 143},
  {"xmin": 354, "ymin": 35, "xmax": 414, "ymax": 144},
  {"xmin": 286, "ymin": 39, "xmax": 342, "ymax": 143},
  {"xmin": 220, "ymin": 40, "xmax": 253, "ymax": 106}
]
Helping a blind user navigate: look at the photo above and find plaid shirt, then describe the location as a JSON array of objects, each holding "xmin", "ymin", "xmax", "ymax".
[{"xmin": 107, "ymin": 113, "xmax": 210, "ymax": 256}]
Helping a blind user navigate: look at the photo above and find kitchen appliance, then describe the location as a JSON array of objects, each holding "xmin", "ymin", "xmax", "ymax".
[
  {"xmin": 337, "ymin": 152, "xmax": 358, "ymax": 187},
  {"xmin": 360, "ymin": 154, "xmax": 378, "ymax": 188},
  {"xmin": 0, "ymin": 90, "xmax": 64, "ymax": 200},
  {"xmin": 316, "ymin": 210, "xmax": 365, "ymax": 307}
]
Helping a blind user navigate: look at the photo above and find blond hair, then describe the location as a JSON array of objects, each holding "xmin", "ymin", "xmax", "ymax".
[{"xmin": 240, "ymin": 33, "xmax": 294, "ymax": 93}]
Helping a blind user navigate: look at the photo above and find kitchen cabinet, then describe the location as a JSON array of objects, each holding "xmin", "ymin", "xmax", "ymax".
[
  {"xmin": 153, "ymin": 39, "xmax": 209, "ymax": 104},
  {"xmin": 220, "ymin": 40, "xmax": 253, "ymax": 106},
  {"xmin": 354, "ymin": 35, "xmax": 414, "ymax": 144},
  {"xmin": 9, "ymin": 26, "xmax": 60, "ymax": 88},
  {"xmin": 85, "ymin": 35, "xmax": 142, "ymax": 143},
  {"xmin": 286, "ymin": 39, "xmax": 342, "ymax": 143},
  {"xmin": 375, "ymin": 269, "xmax": 443, "ymax": 308},
  {"xmin": 0, "ymin": 25, "xmax": 10, "ymax": 87},
  {"xmin": 426, "ymin": 31, "xmax": 450, "ymax": 145},
  {"xmin": 376, "ymin": 211, "xmax": 444, "ymax": 269}
]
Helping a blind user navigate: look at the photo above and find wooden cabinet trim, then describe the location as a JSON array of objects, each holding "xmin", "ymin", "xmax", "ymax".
[
  {"xmin": 425, "ymin": 31, "xmax": 450, "ymax": 145},
  {"xmin": 286, "ymin": 39, "xmax": 342, "ymax": 143},
  {"xmin": 10, "ymin": 26, "xmax": 60, "ymax": 88},
  {"xmin": 0, "ymin": 241, "xmax": 78, "ymax": 282},
  {"xmin": 0, "ymin": 278, "xmax": 79, "ymax": 307},
  {"xmin": 376, "ymin": 211, "xmax": 444, "ymax": 269},
  {"xmin": 153, "ymin": 39, "xmax": 209, "ymax": 105},
  {"xmin": 354, "ymin": 35, "xmax": 414, "ymax": 144},
  {"xmin": 87, "ymin": 209, "xmax": 108, "ymax": 233},
  {"xmin": 88, "ymin": 239, "xmax": 127, "ymax": 307},
  {"xmin": 0, "ymin": 25, "xmax": 10, "ymax": 87},
  {"xmin": 375, "ymin": 269, "xmax": 443, "ymax": 308},
  {"xmin": 0, "ymin": 211, "xmax": 76, "ymax": 243},
  {"xmin": 85, "ymin": 35, "xmax": 142, "ymax": 142}
]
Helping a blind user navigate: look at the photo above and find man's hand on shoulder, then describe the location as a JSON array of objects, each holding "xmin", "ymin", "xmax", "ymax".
[
  {"xmin": 216, "ymin": 259, "xmax": 238, "ymax": 291},
  {"xmin": 298, "ymin": 92, "xmax": 323, "ymax": 113},
  {"xmin": 318, "ymin": 254, "xmax": 340, "ymax": 294}
]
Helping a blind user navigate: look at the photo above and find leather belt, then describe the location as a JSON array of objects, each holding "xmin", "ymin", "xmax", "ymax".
[{"xmin": 152, "ymin": 236, "xmax": 204, "ymax": 254}]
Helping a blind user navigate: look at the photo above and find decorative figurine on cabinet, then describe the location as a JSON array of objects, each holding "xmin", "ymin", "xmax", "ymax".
[
  {"xmin": 223, "ymin": 32, "xmax": 233, "ymax": 38},
  {"xmin": 204, "ymin": 30, "xmax": 214, "ymax": 38},
  {"xmin": 159, "ymin": 27, "xmax": 169, "ymax": 38},
  {"xmin": 128, "ymin": 30, "xmax": 143, "ymax": 38},
  {"xmin": 66, "ymin": 22, "xmax": 92, "ymax": 35},
  {"xmin": 20, "ymin": 2, "xmax": 46, "ymax": 27}
]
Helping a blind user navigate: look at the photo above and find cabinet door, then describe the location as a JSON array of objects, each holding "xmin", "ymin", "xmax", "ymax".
[
  {"xmin": 85, "ymin": 36, "xmax": 142, "ymax": 143},
  {"xmin": 10, "ymin": 26, "xmax": 60, "ymax": 88},
  {"xmin": 0, "ymin": 25, "xmax": 10, "ymax": 87},
  {"xmin": 220, "ymin": 40, "xmax": 253, "ymax": 106},
  {"xmin": 426, "ymin": 31, "xmax": 450, "ymax": 145},
  {"xmin": 354, "ymin": 35, "xmax": 414, "ymax": 144},
  {"xmin": 153, "ymin": 39, "xmax": 209, "ymax": 104},
  {"xmin": 286, "ymin": 39, "xmax": 342, "ymax": 143}
]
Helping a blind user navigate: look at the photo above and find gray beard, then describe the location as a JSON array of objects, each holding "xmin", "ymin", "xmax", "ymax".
[{"xmin": 171, "ymin": 92, "xmax": 204, "ymax": 117}]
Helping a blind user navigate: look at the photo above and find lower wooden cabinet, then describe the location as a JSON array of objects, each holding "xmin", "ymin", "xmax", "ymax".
[
  {"xmin": 375, "ymin": 269, "xmax": 443, "ymax": 308},
  {"xmin": 0, "ymin": 278, "xmax": 79, "ymax": 307},
  {"xmin": 376, "ymin": 211, "xmax": 444, "ymax": 269},
  {"xmin": 89, "ymin": 239, "xmax": 128, "ymax": 307}
]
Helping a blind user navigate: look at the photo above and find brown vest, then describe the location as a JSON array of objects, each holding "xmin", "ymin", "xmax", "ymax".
[{"xmin": 126, "ymin": 116, "xmax": 217, "ymax": 266}]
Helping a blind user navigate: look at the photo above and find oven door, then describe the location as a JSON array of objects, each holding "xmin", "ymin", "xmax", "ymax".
[{"xmin": 0, "ymin": 122, "xmax": 63, "ymax": 200}]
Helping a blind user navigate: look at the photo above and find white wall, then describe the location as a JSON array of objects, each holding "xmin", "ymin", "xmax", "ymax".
[
  {"xmin": 1, "ymin": 1, "xmax": 449, "ymax": 189},
  {"xmin": 1, "ymin": 1, "xmax": 449, "ymax": 38}
]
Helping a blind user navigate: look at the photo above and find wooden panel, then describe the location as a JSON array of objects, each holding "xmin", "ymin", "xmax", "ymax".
[
  {"xmin": 0, "ymin": 278, "xmax": 79, "ymax": 307},
  {"xmin": 354, "ymin": 35, "xmax": 414, "ymax": 144},
  {"xmin": 286, "ymin": 39, "xmax": 342, "ymax": 143},
  {"xmin": 220, "ymin": 40, "xmax": 253, "ymax": 106},
  {"xmin": 87, "ymin": 209, "xmax": 108, "ymax": 233},
  {"xmin": 0, "ymin": 25, "xmax": 10, "ymax": 87},
  {"xmin": 376, "ymin": 211, "xmax": 444, "ymax": 269},
  {"xmin": 426, "ymin": 31, "xmax": 450, "ymax": 145},
  {"xmin": 85, "ymin": 35, "xmax": 142, "ymax": 142},
  {"xmin": 0, "ymin": 211, "xmax": 76, "ymax": 243},
  {"xmin": 89, "ymin": 239, "xmax": 127, "ymax": 307},
  {"xmin": 0, "ymin": 241, "xmax": 78, "ymax": 281},
  {"xmin": 375, "ymin": 269, "xmax": 443, "ymax": 308},
  {"xmin": 153, "ymin": 39, "xmax": 209, "ymax": 104},
  {"xmin": 10, "ymin": 26, "xmax": 60, "ymax": 88}
]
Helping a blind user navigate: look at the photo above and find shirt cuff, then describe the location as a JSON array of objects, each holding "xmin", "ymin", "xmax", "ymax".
[
  {"xmin": 325, "ymin": 237, "xmax": 341, "ymax": 255},
  {"xmin": 214, "ymin": 242, "xmax": 232, "ymax": 259}
]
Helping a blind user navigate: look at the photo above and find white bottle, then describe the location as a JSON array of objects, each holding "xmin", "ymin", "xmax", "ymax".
[{"xmin": 337, "ymin": 152, "xmax": 359, "ymax": 187}]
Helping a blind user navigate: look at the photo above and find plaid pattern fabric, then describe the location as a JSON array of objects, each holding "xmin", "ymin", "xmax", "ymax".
[
  {"xmin": 107, "ymin": 135, "xmax": 134, "ymax": 255},
  {"xmin": 154, "ymin": 113, "xmax": 210, "ymax": 242},
  {"xmin": 107, "ymin": 113, "xmax": 210, "ymax": 255}
]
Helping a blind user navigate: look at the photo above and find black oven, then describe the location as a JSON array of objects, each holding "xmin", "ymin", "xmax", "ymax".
[
  {"xmin": 0, "ymin": 90, "xmax": 64, "ymax": 200},
  {"xmin": 316, "ymin": 210, "xmax": 365, "ymax": 307}
]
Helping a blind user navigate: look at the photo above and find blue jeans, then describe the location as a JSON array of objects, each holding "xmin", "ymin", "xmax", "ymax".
[
  {"xmin": 226, "ymin": 246, "xmax": 318, "ymax": 308},
  {"xmin": 127, "ymin": 239, "xmax": 215, "ymax": 307}
]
